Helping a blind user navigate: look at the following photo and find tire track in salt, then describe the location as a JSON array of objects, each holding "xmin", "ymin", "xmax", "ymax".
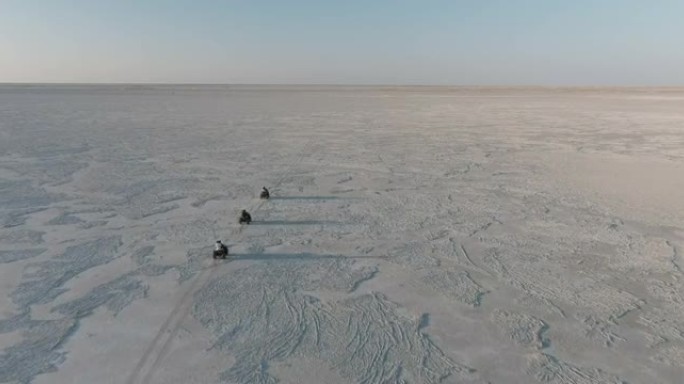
[
  {"xmin": 666, "ymin": 240, "xmax": 682, "ymax": 275},
  {"xmin": 126, "ymin": 140, "xmax": 317, "ymax": 384}
]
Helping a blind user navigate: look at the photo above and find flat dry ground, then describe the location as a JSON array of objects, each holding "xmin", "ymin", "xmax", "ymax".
[{"xmin": 1, "ymin": 86, "xmax": 683, "ymax": 383}]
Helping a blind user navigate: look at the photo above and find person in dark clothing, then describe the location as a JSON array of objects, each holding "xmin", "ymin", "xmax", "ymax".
[
  {"xmin": 213, "ymin": 240, "xmax": 228, "ymax": 259},
  {"xmin": 260, "ymin": 187, "xmax": 270, "ymax": 200},
  {"xmin": 239, "ymin": 209, "xmax": 252, "ymax": 224}
]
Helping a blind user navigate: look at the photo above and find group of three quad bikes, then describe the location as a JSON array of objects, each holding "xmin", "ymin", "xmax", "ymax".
[{"xmin": 213, "ymin": 187, "xmax": 269, "ymax": 259}]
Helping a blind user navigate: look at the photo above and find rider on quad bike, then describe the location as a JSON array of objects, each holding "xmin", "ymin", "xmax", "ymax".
[
  {"xmin": 239, "ymin": 209, "xmax": 252, "ymax": 225},
  {"xmin": 213, "ymin": 240, "xmax": 228, "ymax": 259},
  {"xmin": 260, "ymin": 187, "xmax": 270, "ymax": 200}
]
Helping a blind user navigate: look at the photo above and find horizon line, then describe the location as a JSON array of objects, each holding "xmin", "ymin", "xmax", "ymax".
[{"xmin": 1, "ymin": 82, "xmax": 684, "ymax": 88}]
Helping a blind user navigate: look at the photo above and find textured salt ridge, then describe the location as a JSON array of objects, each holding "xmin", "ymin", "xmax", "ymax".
[
  {"xmin": 422, "ymin": 270, "xmax": 487, "ymax": 307},
  {"xmin": 526, "ymin": 353, "xmax": 625, "ymax": 384},
  {"xmin": 0, "ymin": 179, "xmax": 63, "ymax": 210},
  {"xmin": 102, "ymin": 178, "xmax": 192, "ymax": 220},
  {"xmin": 490, "ymin": 309, "xmax": 630, "ymax": 383},
  {"xmin": 51, "ymin": 264, "xmax": 173, "ymax": 319},
  {"xmin": 0, "ymin": 160, "xmax": 88, "ymax": 186},
  {"xmin": 10, "ymin": 236, "xmax": 123, "ymax": 308},
  {"xmin": 0, "ymin": 252, "xmax": 172, "ymax": 384},
  {"xmin": 0, "ymin": 249, "xmax": 46, "ymax": 264},
  {"xmin": 360, "ymin": 167, "xmax": 646, "ymax": 382},
  {"xmin": 46, "ymin": 213, "xmax": 85, "ymax": 226},
  {"xmin": 0, "ymin": 317, "xmax": 78, "ymax": 384},
  {"xmin": 1, "ymin": 207, "xmax": 49, "ymax": 228},
  {"xmin": 492, "ymin": 310, "xmax": 548, "ymax": 349},
  {"xmin": 0, "ymin": 229, "xmax": 45, "ymax": 244},
  {"xmin": 192, "ymin": 260, "xmax": 484, "ymax": 384},
  {"xmin": 131, "ymin": 246, "xmax": 155, "ymax": 265},
  {"xmin": 52, "ymin": 273, "xmax": 148, "ymax": 318}
]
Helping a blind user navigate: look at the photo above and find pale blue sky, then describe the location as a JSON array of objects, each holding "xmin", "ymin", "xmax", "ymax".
[{"xmin": 1, "ymin": 0, "xmax": 683, "ymax": 84}]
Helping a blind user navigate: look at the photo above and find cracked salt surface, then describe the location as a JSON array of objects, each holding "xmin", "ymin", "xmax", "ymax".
[
  {"xmin": 10, "ymin": 236, "xmax": 123, "ymax": 308},
  {"xmin": 0, "ymin": 249, "xmax": 46, "ymax": 264},
  {"xmin": 1, "ymin": 85, "xmax": 683, "ymax": 384},
  {"xmin": 193, "ymin": 264, "xmax": 479, "ymax": 384}
]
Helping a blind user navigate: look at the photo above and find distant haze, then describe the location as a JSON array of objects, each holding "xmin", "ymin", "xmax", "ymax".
[{"xmin": 1, "ymin": 0, "xmax": 683, "ymax": 85}]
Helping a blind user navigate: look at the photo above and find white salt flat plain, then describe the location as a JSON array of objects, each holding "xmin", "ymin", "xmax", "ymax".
[{"xmin": 0, "ymin": 85, "xmax": 683, "ymax": 384}]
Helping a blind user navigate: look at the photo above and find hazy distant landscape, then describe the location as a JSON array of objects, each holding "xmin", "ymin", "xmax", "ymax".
[{"xmin": 1, "ymin": 85, "xmax": 683, "ymax": 383}]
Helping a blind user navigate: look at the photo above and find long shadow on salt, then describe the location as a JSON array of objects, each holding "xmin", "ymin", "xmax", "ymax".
[
  {"xmin": 269, "ymin": 196, "xmax": 358, "ymax": 201},
  {"xmin": 250, "ymin": 220, "xmax": 342, "ymax": 226},
  {"xmin": 231, "ymin": 252, "xmax": 387, "ymax": 261}
]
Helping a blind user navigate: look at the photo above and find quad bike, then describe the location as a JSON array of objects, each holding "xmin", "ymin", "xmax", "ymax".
[
  {"xmin": 239, "ymin": 210, "xmax": 252, "ymax": 225},
  {"xmin": 213, "ymin": 246, "xmax": 228, "ymax": 259}
]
